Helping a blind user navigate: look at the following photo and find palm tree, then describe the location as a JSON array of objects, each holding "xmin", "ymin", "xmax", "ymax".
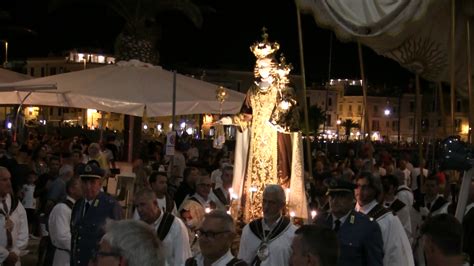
[
  {"xmin": 49, "ymin": 0, "xmax": 205, "ymax": 64},
  {"xmin": 301, "ymin": 105, "xmax": 326, "ymax": 135},
  {"xmin": 341, "ymin": 119, "xmax": 360, "ymax": 141}
]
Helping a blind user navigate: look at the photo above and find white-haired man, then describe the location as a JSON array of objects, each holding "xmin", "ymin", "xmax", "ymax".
[
  {"xmin": 0, "ymin": 166, "xmax": 28, "ymax": 266},
  {"xmin": 238, "ymin": 184, "xmax": 296, "ymax": 265},
  {"xmin": 90, "ymin": 219, "xmax": 165, "ymax": 266},
  {"xmin": 135, "ymin": 188, "xmax": 191, "ymax": 265},
  {"xmin": 186, "ymin": 210, "xmax": 247, "ymax": 266}
]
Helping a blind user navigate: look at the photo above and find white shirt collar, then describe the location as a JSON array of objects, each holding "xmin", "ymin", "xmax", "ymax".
[
  {"xmin": 397, "ymin": 185, "xmax": 410, "ymax": 190},
  {"xmin": 193, "ymin": 193, "xmax": 211, "ymax": 206},
  {"xmin": 262, "ymin": 215, "xmax": 282, "ymax": 231},
  {"xmin": 356, "ymin": 200, "xmax": 378, "ymax": 214},
  {"xmin": 195, "ymin": 250, "xmax": 234, "ymax": 266},
  {"xmin": 66, "ymin": 196, "xmax": 76, "ymax": 204},
  {"xmin": 84, "ymin": 197, "xmax": 97, "ymax": 205},
  {"xmin": 425, "ymin": 194, "xmax": 443, "ymax": 206},
  {"xmin": 332, "ymin": 210, "xmax": 351, "ymax": 225}
]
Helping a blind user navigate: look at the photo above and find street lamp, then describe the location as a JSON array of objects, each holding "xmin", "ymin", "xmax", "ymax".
[
  {"xmin": 2, "ymin": 40, "xmax": 7, "ymax": 67},
  {"xmin": 384, "ymin": 108, "xmax": 391, "ymax": 142},
  {"xmin": 336, "ymin": 119, "xmax": 342, "ymax": 154},
  {"xmin": 336, "ymin": 119, "xmax": 341, "ymax": 140}
]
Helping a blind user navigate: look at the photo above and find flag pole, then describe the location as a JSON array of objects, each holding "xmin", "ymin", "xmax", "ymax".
[
  {"xmin": 467, "ymin": 19, "xmax": 472, "ymax": 143},
  {"xmin": 357, "ymin": 42, "xmax": 370, "ymax": 139},
  {"xmin": 450, "ymin": 0, "xmax": 456, "ymax": 135},
  {"xmin": 295, "ymin": 2, "xmax": 313, "ymax": 179}
]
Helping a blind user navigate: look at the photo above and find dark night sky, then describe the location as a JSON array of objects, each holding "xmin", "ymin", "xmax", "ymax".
[{"xmin": 1, "ymin": 0, "xmax": 412, "ymax": 87}]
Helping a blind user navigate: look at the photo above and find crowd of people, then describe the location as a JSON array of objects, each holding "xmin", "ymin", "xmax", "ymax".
[{"xmin": 0, "ymin": 130, "xmax": 473, "ymax": 266}]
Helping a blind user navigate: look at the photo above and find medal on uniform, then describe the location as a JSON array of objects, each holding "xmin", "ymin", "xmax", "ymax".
[
  {"xmin": 4, "ymin": 217, "xmax": 14, "ymax": 231},
  {"xmin": 257, "ymin": 242, "xmax": 269, "ymax": 261}
]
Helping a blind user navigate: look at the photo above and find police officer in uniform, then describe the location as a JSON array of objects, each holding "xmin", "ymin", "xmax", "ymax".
[
  {"xmin": 314, "ymin": 178, "xmax": 384, "ymax": 266},
  {"xmin": 70, "ymin": 162, "xmax": 121, "ymax": 266}
]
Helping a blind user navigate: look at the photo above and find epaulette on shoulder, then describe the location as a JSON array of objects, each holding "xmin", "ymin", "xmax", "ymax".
[{"xmin": 367, "ymin": 204, "xmax": 391, "ymax": 221}]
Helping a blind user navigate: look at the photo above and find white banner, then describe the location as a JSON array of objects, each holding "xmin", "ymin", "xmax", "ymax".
[{"xmin": 166, "ymin": 131, "xmax": 176, "ymax": 156}]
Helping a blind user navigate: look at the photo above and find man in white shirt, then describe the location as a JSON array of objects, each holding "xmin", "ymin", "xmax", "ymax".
[
  {"xmin": 134, "ymin": 188, "xmax": 191, "ymax": 266},
  {"xmin": 185, "ymin": 210, "xmax": 247, "ymax": 266},
  {"xmin": 393, "ymin": 169, "xmax": 416, "ymax": 245},
  {"xmin": 397, "ymin": 159, "xmax": 412, "ymax": 188},
  {"xmin": 0, "ymin": 166, "xmax": 28, "ymax": 266},
  {"xmin": 355, "ymin": 172, "xmax": 414, "ymax": 266},
  {"xmin": 179, "ymin": 176, "xmax": 216, "ymax": 217},
  {"xmin": 133, "ymin": 172, "xmax": 177, "ymax": 219},
  {"xmin": 414, "ymin": 177, "xmax": 450, "ymax": 219},
  {"xmin": 381, "ymin": 174, "xmax": 413, "ymax": 244},
  {"xmin": 48, "ymin": 178, "xmax": 82, "ymax": 266},
  {"xmin": 411, "ymin": 159, "xmax": 429, "ymax": 192},
  {"xmin": 179, "ymin": 176, "xmax": 216, "ymax": 255},
  {"xmin": 210, "ymin": 158, "xmax": 230, "ymax": 189},
  {"xmin": 238, "ymin": 185, "xmax": 296, "ymax": 266},
  {"xmin": 393, "ymin": 170, "xmax": 415, "ymax": 208},
  {"xmin": 169, "ymin": 145, "xmax": 186, "ymax": 178},
  {"xmin": 210, "ymin": 165, "xmax": 233, "ymax": 211}
]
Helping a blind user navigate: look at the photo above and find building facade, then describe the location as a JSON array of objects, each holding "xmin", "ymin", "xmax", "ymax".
[{"xmin": 304, "ymin": 79, "xmax": 470, "ymax": 142}]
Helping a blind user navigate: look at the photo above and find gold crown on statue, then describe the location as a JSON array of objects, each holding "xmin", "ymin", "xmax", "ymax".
[{"xmin": 250, "ymin": 27, "xmax": 280, "ymax": 59}]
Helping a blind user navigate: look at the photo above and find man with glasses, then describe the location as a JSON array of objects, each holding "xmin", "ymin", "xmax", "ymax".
[
  {"xmin": 314, "ymin": 178, "xmax": 383, "ymax": 266},
  {"xmin": 185, "ymin": 210, "xmax": 247, "ymax": 266},
  {"xmin": 355, "ymin": 172, "xmax": 414, "ymax": 266},
  {"xmin": 134, "ymin": 188, "xmax": 191, "ymax": 265},
  {"xmin": 179, "ymin": 176, "xmax": 216, "ymax": 224},
  {"xmin": 238, "ymin": 185, "xmax": 296, "ymax": 265},
  {"xmin": 70, "ymin": 162, "xmax": 121, "ymax": 266},
  {"xmin": 90, "ymin": 219, "xmax": 165, "ymax": 266}
]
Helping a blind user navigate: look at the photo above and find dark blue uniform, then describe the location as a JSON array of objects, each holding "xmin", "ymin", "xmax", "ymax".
[
  {"xmin": 314, "ymin": 210, "xmax": 384, "ymax": 266},
  {"xmin": 70, "ymin": 192, "xmax": 121, "ymax": 266}
]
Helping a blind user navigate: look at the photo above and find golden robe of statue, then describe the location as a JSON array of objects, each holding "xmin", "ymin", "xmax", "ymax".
[{"xmin": 243, "ymin": 84, "xmax": 279, "ymax": 221}]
